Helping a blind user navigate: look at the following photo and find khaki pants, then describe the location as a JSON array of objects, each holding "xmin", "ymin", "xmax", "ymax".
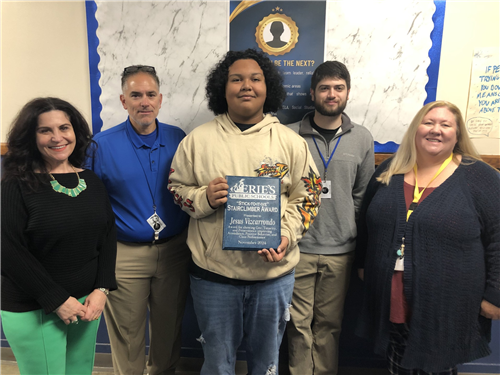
[
  {"xmin": 287, "ymin": 252, "xmax": 354, "ymax": 375},
  {"xmin": 104, "ymin": 231, "xmax": 190, "ymax": 375}
]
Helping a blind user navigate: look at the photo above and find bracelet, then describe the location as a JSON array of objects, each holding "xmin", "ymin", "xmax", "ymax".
[{"xmin": 97, "ymin": 288, "xmax": 109, "ymax": 296}]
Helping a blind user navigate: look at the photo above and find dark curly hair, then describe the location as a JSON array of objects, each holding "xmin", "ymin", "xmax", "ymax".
[
  {"xmin": 206, "ymin": 49, "xmax": 286, "ymax": 115},
  {"xmin": 2, "ymin": 97, "xmax": 95, "ymax": 192}
]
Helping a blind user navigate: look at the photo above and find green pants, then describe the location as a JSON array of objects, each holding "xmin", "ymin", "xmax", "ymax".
[{"xmin": 1, "ymin": 295, "xmax": 100, "ymax": 375}]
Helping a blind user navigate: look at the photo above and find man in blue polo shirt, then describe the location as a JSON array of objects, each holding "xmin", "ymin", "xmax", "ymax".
[{"xmin": 91, "ymin": 65, "xmax": 190, "ymax": 375}]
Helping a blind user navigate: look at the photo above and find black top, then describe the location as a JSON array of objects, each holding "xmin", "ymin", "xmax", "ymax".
[
  {"xmin": 310, "ymin": 115, "xmax": 339, "ymax": 143},
  {"xmin": 234, "ymin": 122, "xmax": 256, "ymax": 132},
  {"xmin": 1, "ymin": 170, "xmax": 117, "ymax": 314}
]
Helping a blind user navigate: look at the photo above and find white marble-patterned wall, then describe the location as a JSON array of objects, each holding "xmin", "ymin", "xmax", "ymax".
[
  {"xmin": 95, "ymin": 1, "xmax": 228, "ymax": 133},
  {"xmin": 325, "ymin": 0, "xmax": 435, "ymax": 144},
  {"xmin": 95, "ymin": 0, "xmax": 435, "ymax": 144}
]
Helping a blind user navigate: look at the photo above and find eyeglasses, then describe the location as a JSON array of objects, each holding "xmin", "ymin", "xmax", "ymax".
[{"xmin": 123, "ymin": 65, "xmax": 156, "ymax": 74}]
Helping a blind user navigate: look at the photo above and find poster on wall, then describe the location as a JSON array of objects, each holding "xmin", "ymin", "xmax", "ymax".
[
  {"xmin": 227, "ymin": 0, "xmax": 444, "ymax": 150},
  {"xmin": 465, "ymin": 47, "xmax": 500, "ymax": 140},
  {"xmin": 230, "ymin": 0, "xmax": 326, "ymax": 124},
  {"xmin": 85, "ymin": 0, "xmax": 444, "ymax": 152}
]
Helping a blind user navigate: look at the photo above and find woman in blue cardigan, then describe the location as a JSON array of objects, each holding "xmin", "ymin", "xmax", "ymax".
[{"xmin": 356, "ymin": 100, "xmax": 500, "ymax": 374}]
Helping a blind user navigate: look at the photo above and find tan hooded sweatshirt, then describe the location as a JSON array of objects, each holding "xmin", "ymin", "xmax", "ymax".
[{"xmin": 168, "ymin": 113, "xmax": 321, "ymax": 280}]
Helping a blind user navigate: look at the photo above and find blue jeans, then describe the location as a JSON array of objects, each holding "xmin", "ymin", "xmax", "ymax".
[{"xmin": 190, "ymin": 271, "xmax": 295, "ymax": 375}]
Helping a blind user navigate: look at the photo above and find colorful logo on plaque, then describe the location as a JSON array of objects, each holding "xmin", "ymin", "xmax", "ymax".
[{"xmin": 228, "ymin": 178, "xmax": 277, "ymax": 200}]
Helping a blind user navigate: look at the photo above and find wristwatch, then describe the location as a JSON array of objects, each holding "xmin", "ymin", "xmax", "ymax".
[{"xmin": 97, "ymin": 288, "xmax": 109, "ymax": 296}]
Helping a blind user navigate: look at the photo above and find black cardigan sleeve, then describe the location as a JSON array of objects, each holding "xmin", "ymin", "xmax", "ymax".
[
  {"xmin": 354, "ymin": 158, "xmax": 391, "ymax": 269},
  {"xmin": 465, "ymin": 161, "xmax": 500, "ymax": 307}
]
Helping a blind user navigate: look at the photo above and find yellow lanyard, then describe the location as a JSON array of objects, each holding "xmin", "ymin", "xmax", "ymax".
[
  {"xmin": 398, "ymin": 153, "xmax": 454, "ymax": 260},
  {"xmin": 406, "ymin": 152, "xmax": 453, "ymax": 221}
]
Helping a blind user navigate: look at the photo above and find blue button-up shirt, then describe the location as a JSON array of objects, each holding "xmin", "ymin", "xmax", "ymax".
[{"xmin": 91, "ymin": 118, "xmax": 189, "ymax": 242}]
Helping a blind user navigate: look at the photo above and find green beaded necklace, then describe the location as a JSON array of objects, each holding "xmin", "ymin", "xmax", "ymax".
[{"xmin": 49, "ymin": 165, "xmax": 87, "ymax": 197}]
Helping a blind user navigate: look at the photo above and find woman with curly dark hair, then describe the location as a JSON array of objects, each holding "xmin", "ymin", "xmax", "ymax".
[
  {"xmin": 168, "ymin": 49, "xmax": 321, "ymax": 374},
  {"xmin": 1, "ymin": 97, "xmax": 117, "ymax": 375}
]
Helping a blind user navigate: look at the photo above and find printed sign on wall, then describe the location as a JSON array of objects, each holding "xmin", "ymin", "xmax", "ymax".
[
  {"xmin": 230, "ymin": 1, "xmax": 326, "ymax": 124},
  {"xmin": 465, "ymin": 47, "xmax": 500, "ymax": 140}
]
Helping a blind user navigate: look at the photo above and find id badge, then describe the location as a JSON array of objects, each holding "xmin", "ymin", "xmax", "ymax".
[
  {"xmin": 394, "ymin": 257, "xmax": 404, "ymax": 271},
  {"xmin": 321, "ymin": 180, "xmax": 331, "ymax": 199},
  {"xmin": 147, "ymin": 213, "xmax": 166, "ymax": 232}
]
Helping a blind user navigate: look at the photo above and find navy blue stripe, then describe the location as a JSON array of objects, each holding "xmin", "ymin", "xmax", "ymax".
[
  {"xmin": 425, "ymin": 0, "xmax": 447, "ymax": 105},
  {"xmin": 85, "ymin": 1, "xmax": 103, "ymax": 135}
]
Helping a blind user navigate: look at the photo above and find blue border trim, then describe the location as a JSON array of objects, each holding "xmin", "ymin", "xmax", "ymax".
[
  {"xmin": 85, "ymin": 0, "xmax": 103, "ymax": 134},
  {"xmin": 375, "ymin": 0, "xmax": 446, "ymax": 153},
  {"xmin": 374, "ymin": 141, "xmax": 400, "ymax": 153},
  {"xmin": 425, "ymin": 0, "xmax": 446, "ymax": 105}
]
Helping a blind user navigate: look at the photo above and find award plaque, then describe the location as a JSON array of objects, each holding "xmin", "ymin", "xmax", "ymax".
[{"xmin": 222, "ymin": 176, "xmax": 281, "ymax": 251}]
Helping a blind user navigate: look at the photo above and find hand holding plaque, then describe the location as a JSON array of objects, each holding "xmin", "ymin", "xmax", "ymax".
[
  {"xmin": 258, "ymin": 236, "xmax": 288, "ymax": 262},
  {"xmin": 206, "ymin": 177, "xmax": 229, "ymax": 209}
]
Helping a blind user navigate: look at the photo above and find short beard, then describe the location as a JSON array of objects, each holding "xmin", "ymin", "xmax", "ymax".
[{"xmin": 314, "ymin": 100, "xmax": 347, "ymax": 117}]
